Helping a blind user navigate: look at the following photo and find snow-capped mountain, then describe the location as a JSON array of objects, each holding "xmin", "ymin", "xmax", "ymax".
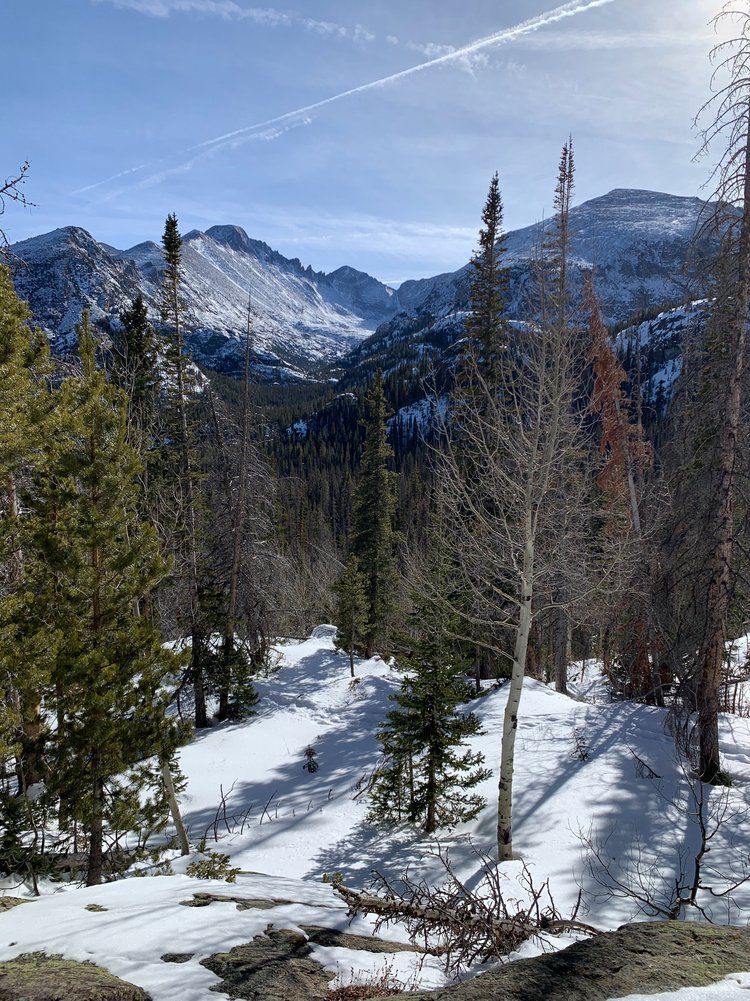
[
  {"xmin": 11, "ymin": 224, "xmax": 400, "ymax": 377},
  {"xmin": 397, "ymin": 188, "xmax": 718, "ymax": 327},
  {"xmin": 10, "ymin": 189, "xmax": 721, "ymax": 382}
]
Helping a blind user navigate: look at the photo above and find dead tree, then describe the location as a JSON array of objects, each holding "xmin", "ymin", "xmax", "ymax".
[
  {"xmin": 0, "ymin": 161, "xmax": 33, "ymax": 253},
  {"xmin": 688, "ymin": 2, "xmax": 750, "ymax": 782},
  {"xmin": 333, "ymin": 846, "xmax": 596, "ymax": 976}
]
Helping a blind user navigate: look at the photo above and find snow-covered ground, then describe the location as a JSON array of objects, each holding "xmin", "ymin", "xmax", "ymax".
[{"xmin": 1, "ymin": 630, "xmax": 749, "ymax": 1000}]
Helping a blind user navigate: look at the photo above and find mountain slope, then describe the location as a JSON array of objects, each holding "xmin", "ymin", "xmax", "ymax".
[
  {"xmin": 10, "ymin": 189, "xmax": 721, "ymax": 383},
  {"xmin": 11, "ymin": 224, "xmax": 400, "ymax": 376},
  {"xmin": 397, "ymin": 188, "xmax": 718, "ymax": 328}
]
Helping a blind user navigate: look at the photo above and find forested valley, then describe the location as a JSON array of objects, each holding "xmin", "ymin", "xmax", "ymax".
[{"xmin": 2, "ymin": 4, "xmax": 750, "ymax": 999}]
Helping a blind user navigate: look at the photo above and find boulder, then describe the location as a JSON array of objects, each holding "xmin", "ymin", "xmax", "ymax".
[
  {"xmin": 0, "ymin": 952, "xmax": 150, "ymax": 1001},
  {"xmin": 397, "ymin": 921, "xmax": 750, "ymax": 1001}
]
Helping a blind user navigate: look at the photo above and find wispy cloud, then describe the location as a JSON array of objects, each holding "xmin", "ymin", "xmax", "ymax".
[
  {"xmin": 250, "ymin": 209, "xmax": 479, "ymax": 281},
  {"xmin": 78, "ymin": 0, "xmax": 619, "ymax": 197},
  {"xmin": 92, "ymin": 0, "xmax": 375, "ymax": 41},
  {"xmin": 512, "ymin": 30, "xmax": 708, "ymax": 50}
]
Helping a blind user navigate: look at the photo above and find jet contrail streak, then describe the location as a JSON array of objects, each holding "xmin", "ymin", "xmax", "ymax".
[
  {"xmin": 74, "ymin": 0, "xmax": 618, "ymax": 196},
  {"xmin": 187, "ymin": 0, "xmax": 618, "ymax": 153}
]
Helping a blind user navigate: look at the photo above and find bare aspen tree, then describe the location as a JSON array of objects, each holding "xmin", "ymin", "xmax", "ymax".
[{"xmin": 440, "ymin": 148, "xmax": 590, "ymax": 859}]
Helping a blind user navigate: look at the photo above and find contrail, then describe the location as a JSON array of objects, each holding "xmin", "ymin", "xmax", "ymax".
[
  {"xmin": 74, "ymin": 0, "xmax": 617, "ymax": 196},
  {"xmin": 187, "ymin": 0, "xmax": 617, "ymax": 155}
]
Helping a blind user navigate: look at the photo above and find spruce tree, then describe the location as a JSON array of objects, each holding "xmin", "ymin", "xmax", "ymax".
[
  {"xmin": 351, "ymin": 370, "xmax": 398, "ymax": 657},
  {"xmin": 370, "ymin": 529, "xmax": 489, "ymax": 833},
  {"xmin": 160, "ymin": 214, "xmax": 208, "ymax": 728},
  {"xmin": 25, "ymin": 311, "xmax": 184, "ymax": 884},
  {"xmin": 466, "ymin": 171, "xmax": 509, "ymax": 383},
  {"xmin": 333, "ymin": 554, "xmax": 369, "ymax": 677},
  {"xmin": 111, "ymin": 292, "xmax": 160, "ymax": 443},
  {"xmin": 0, "ymin": 266, "xmax": 52, "ymax": 787}
]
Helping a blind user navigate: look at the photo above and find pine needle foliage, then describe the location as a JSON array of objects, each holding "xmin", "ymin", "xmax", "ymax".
[
  {"xmin": 351, "ymin": 370, "xmax": 398, "ymax": 657},
  {"xmin": 466, "ymin": 171, "xmax": 510, "ymax": 383},
  {"xmin": 370, "ymin": 524, "xmax": 490, "ymax": 833},
  {"xmin": 22, "ymin": 311, "xmax": 185, "ymax": 883}
]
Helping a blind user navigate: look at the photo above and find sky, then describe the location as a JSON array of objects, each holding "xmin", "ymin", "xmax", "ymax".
[{"xmin": 3, "ymin": 0, "xmax": 728, "ymax": 285}]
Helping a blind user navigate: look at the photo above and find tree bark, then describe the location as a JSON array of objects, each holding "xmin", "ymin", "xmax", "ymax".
[
  {"xmin": 497, "ymin": 522, "xmax": 533, "ymax": 861},
  {"xmin": 160, "ymin": 758, "xmax": 190, "ymax": 856},
  {"xmin": 697, "ymin": 120, "xmax": 750, "ymax": 783},
  {"xmin": 86, "ymin": 767, "xmax": 104, "ymax": 886},
  {"xmin": 554, "ymin": 604, "xmax": 569, "ymax": 695}
]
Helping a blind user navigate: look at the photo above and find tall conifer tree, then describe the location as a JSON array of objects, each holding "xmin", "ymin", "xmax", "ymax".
[
  {"xmin": 351, "ymin": 371, "xmax": 398, "ymax": 657},
  {"xmin": 466, "ymin": 172, "xmax": 509, "ymax": 383},
  {"xmin": 26, "ymin": 311, "xmax": 183, "ymax": 884},
  {"xmin": 0, "ymin": 266, "xmax": 51, "ymax": 784},
  {"xmin": 160, "ymin": 214, "xmax": 208, "ymax": 728}
]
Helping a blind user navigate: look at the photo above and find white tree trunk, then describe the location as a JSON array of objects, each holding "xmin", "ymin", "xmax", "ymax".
[
  {"xmin": 497, "ymin": 524, "xmax": 533, "ymax": 861},
  {"xmin": 161, "ymin": 758, "xmax": 190, "ymax": 856}
]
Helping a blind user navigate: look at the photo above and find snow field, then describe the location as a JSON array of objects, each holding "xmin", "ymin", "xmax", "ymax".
[{"xmin": 0, "ymin": 630, "xmax": 748, "ymax": 1000}]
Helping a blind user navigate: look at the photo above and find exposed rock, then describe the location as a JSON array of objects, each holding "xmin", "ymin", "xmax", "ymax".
[
  {"xmin": 160, "ymin": 953, "xmax": 194, "ymax": 964},
  {"xmin": 179, "ymin": 891, "xmax": 296, "ymax": 909},
  {"xmin": 202, "ymin": 927, "xmax": 331, "ymax": 1001},
  {"xmin": 202, "ymin": 924, "xmax": 420, "ymax": 1000},
  {"xmin": 396, "ymin": 921, "xmax": 750, "ymax": 1001},
  {"xmin": 0, "ymin": 952, "xmax": 150, "ymax": 1000},
  {"xmin": 0, "ymin": 897, "xmax": 30, "ymax": 912}
]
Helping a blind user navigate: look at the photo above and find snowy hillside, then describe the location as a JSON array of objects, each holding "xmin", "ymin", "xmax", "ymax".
[
  {"xmin": 11, "ymin": 225, "xmax": 400, "ymax": 375},
  {"xmin": 10, "ymin": 189, "xmax": 722, "ymax": 384},
  {"xmin": 397, "ymin": 189, "xmax": 721, "ymax": 330},
  {"xmin": 2, "ymin": 630, "xmax": 749, "ymax": 1000}
]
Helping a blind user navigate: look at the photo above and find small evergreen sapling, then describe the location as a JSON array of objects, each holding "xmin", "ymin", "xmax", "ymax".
[{"xmin": 370, "ymin": 533, "xmax": 490, "ymax": 833}]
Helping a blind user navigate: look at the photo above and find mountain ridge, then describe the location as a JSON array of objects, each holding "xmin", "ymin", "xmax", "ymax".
[{"xmin": 9, "ymin": 188, "xmax": 721, "ymax": 381}]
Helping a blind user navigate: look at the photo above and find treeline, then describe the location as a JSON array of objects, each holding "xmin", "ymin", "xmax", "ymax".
[
  {"xmin": 327, "ymin": 119, "xmax": 750, "ymax": 858},
  {"xmin": 2, "ymin": 3, "xmax": 750, "ymax": 882}
]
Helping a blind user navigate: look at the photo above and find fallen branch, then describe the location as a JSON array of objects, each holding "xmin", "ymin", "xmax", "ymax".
[{"xmin": 331, "ymin": 846, "xmax": 598, "ymax": 975}]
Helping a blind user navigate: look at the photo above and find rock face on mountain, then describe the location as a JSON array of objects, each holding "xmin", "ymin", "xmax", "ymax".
[
  {"xmin": 11, "ymin": 224, "xmax": 400, "ymax": 377},
  {"xmin": 9, "ymin": 189, "xmax": 720, "ymax": 381},
  {"xmin": 354, "ymin": 189, "xmax": 722, "ymax": 399},
  {"xmin": 11, "ymin": 227, "xmax": 143, "ymax": 349},
  {"xmin": 398, "ymin": 189, "xmax": 718, "ymax": 326}
]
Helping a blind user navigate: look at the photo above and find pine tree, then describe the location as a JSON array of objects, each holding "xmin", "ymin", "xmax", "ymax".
[
  {"xmin": 466, "ymin": 172, "xmax": 509, "ymax": 383},
  {"xmin": 0, "ymin": 266, "xmax": 52, "ymax": 786},
  {"xmin": 333, "ymin": 554, "xmax": 369, "ymax": 677},
  {"xmin": 160, "ymin": 214, "xmax": 208, "ymax": 728},
  {"xmin": 351, "ymin": 371, "xmax": 398, "ymax": 657},
  {"xmin": 24, "ymin": 311, "xmax": 184, "ymax": 884},
  {"xmin": 111, "ymin": 292, "xmax": 160, "ymax": 444},
  {"xmin": 112, "ymin": 293, "xmax": 158, "ymax": 413},
  {"xmin": 370, "ymin": 527, "xmax": 489, "ymax": 833}
]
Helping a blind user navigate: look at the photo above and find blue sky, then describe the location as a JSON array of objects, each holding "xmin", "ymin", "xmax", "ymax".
[{"xmin": 5, "ymin": 0, "xmax": 722, "ymax": 284}]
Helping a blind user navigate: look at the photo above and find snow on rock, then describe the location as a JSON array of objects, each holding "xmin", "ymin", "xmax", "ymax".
[
  {"xmin": 610, "ymin": 976, "xmax": 750, "ymax": 1001},
  {"xmin": 11, "ymin": 225, "xmax": 401, "ymax": 375},
  {"xmin": 2, "ymin": 630, "xmax": 750, "ymax": 999},
  {"xmin": 310, "ymin": 624, "xmax": 338, "ymax": 639}
]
